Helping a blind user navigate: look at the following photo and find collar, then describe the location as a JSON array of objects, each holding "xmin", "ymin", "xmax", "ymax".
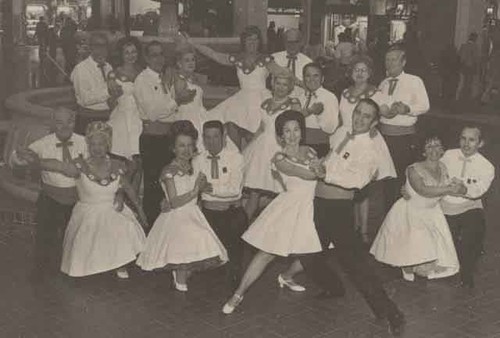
[
  {"xmin": 145, "ymin": 66, "xmax": 162, "ymax": 78},
  {"xmin": 202, "ymin": 147, "xmax": 227, "ymax": 159},
  {"xmin": 88, "ymin": 56, "xmax": 106, "ymax": 68},
  {"xmin": 54, "ymin": 133, "xmax": 74, "ymax": 144},
  {"xmin": 387, "ymin": 71, "xmax": 405, "ymax": 80},
  {"xmin": 459, "ymin": 150, "xmax": 478, "ymax": 161},
  {"xmin": 306, "ymin": 86, "xmax": 322, "ymax": 96},
  {"xmin": 351, "ymin": 131, "xmax": 371, "ymax": 142},
  {"xmin": 286, "ymin": 53, "xmax": 298, "ymax": 59}
]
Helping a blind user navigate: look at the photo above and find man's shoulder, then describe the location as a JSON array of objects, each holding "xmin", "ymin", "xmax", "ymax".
[
  {"xmin": 272, "ymin": 51, "xmax": 286, "ymax": 59},
  {"xmin": 318, "ymin": 87, "xmax": 338, "ymax": 100},
  {"xmin": 402, "ymin": 72, "xmax": 424, "ymax": 83},
  {"xmin": 475, "ymin": 153, "xmax": 495, "ymax": 173},
  {"xmin": 71, "ymin": 133, "xmax": 87, "ymax": 145},
  {"xmin": 298, "ymin": 53, "xmax": 313, "ymax": 62}
]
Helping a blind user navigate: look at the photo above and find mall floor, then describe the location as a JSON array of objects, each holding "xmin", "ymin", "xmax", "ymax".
[{"xmin": 1, "ymin": 111, "xmax": 500, "ymax": 338}]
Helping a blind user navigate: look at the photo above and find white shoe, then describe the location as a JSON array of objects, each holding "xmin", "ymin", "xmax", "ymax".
[
  {"xmin": 402, "ymin": 268, "xmax": 415, "ymax": 282},
  {"xmin": 172, "ymin": 271, "xmax": 188, "ymax": 292},
  {"xmin": 222, "ymin": 294, "xmax": 244, "ymax": 314},
  {"xmin": 116, "ymin": 268, "xmax": 129, "ymax": 279},
  {"xmin": 278, "ymin": 274, "xmax": 306, "ymax": 292}
]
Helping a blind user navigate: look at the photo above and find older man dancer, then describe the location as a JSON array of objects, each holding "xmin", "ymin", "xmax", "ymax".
[
  {"xmin": 301, "ymin": 99, "xmax": 404, "ymax": 336},
  {"xmin": 378, "ymin": 46, "xmax": 429, "ymax": 209},
  {"xmin": 71, "ymin": 32, "xmax": 118, "ymax": 134},
  {"xmin": 10, "ymin": 108, "xmax": 87, "ymax": 279}
]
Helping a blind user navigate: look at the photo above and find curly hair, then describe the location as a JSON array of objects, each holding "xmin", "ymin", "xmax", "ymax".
[
  {"xmin": 115, "ymin": 36, "xmax": 143, "ymax": 66},
  {"xmin": 240, "ymin": 25, "xmax": 263, "ymax": 53},
  {"xmin": 275, "ymin": 110, "xmax": 306, "ymax": 145},
  {"xmin": 85, "ymin": 121, "xmax": 112, "ymax": 149},
  {"xmin": 348, "ymin": 54, "xmax": 374, "ymax": 79}
]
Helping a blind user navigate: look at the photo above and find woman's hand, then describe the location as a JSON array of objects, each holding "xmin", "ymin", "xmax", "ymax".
[{"xmin": 137, "ymin": 208, "xmax": 150, "ymax": 229}]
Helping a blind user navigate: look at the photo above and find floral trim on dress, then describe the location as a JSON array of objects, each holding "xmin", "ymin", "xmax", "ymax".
[
  {"xmin": 228, "ymin": 54, "xmax": 273, "ymax": 74},
  {"xmin": 342, "ymin": 86, "xmax": 379, "ymax": 104},
  {"xmin": 75, "ymin": 158, "xmax": 125, "ymax": 186},
  {"xmin": 162, "ymin": 163, "xmax": 194, "ymax": 181},
  {"xmin": 261, "ymin": 97, "xmax": 300, "ymax": 116},
  {"xmin": 273, "ymin": 147, "xmax": 318, "ymax": 167}
]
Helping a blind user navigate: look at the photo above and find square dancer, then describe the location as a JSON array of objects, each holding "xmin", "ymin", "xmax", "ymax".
[
  {"xmin": 9, "ymin": 108, "xmax": 87, "ymax": 279},
  {"xmin": 193, "ymin": 120, "xmax": 248, "ymax": 287},
  {"xmin": 378, "ymin": 46, "xmax": 429, "ymax": 208},
  {"xmin": 302, "ymin": 98, "xmax": 405, "ymax": 336},
  {"xmin": 440, "ymin": 126, "xmax": 495, "ymax": 288},
  {"xmin": 71, "ymin": 32, "xmax": 115, "ymax": 134}
]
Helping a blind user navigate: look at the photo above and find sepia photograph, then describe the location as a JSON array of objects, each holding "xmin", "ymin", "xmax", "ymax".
[{"xmin": 0, "ymin": 0, "xmax": 498, "ymax": 337}]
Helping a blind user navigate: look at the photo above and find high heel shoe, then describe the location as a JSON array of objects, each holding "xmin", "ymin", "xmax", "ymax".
[
  {"xmin": 172, "ymin": 271, "xmax": 188, "ymax": 292},
  {"xmin": 116, "ymin": 268, "xmax": 129, "ymax": 279},
  {"xmin": 278, "ymin": 274, "xmax": 306, "ymax": 292},
  {"xmin": 401, "ymin": 268, "xmax": 415, "ymax": 282},
  {"xmin": 222, "ymin": 294, "xmax": 244, "ymax": 314}
]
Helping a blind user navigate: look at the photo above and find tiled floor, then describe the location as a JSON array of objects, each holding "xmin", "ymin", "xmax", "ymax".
[{"xmin": 1, "ymin": 114, "xmax": 500, "ymax": 338}]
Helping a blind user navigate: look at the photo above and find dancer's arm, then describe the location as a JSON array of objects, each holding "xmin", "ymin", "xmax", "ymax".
[
  {"xmin": 191, "ymin": 43, "xmax": 232, "ymax": 66},
  {"xmin": 273, "ymin": 151, "xmax": 319, "ymax": 181},
  {"xmin": 37, "ymin": 158, "xmax": 80, "ymax": 178},
  {"xmin": 162, "ymin": 168, "xmax": 204, "ymax": 209},
  {"xmin": 118, "ymin": 171, "xmax": 148, "ymax": 228},
  {"xmin": 407, "ymin": 166, "xmax": 464, "ymax": 198}
]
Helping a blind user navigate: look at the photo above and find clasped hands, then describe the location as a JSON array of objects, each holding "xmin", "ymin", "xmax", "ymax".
[
  {"xmin": 160, "ymin": 172, "xmax": 212, "ymax": 213},
  {"xmin": 380, "ymin": 101, "xmax": 410, "ymax": 119},
  {"xmin": 309, "ymin": 158, "xmax": 326, "ymax": 179}
]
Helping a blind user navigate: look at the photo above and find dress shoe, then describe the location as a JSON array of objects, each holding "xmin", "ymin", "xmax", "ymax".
[
  {"xmin": 387, "ymin": 311, "xmax": 405, "ymax": 336},
  {"xmin": 222, "ymin": 293, "xmax": 243, "ymax": 314},
  {"xmin": 116, "ymin": 268, "xmax": 129, "ymax": 279},
  {"xmin": 402, "ymin": 268, "xmax": 415, "ymax": 282},
  {"xmin": 172, "ymin": 271, "xmax": 188, "ymax": 292},
  {"xmin": 277, "ymin": 274, "xmax": 306, "ymax": 292}
]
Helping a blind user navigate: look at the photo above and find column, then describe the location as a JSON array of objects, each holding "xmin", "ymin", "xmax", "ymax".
[
  {"xmin": 233, "ymin": 0, "xmax": 268, "ymax": 41},
  {"xmin": 158, "ymin": 0, "xmax": 179, "ymax": 37}
]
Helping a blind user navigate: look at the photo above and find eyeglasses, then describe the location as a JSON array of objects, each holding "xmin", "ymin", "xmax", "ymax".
[{"xmin": 353, "ymin": 68, "xmax": 369, "ymax": 74}]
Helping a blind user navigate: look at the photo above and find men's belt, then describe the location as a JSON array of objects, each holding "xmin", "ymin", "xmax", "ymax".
[
  {"xmin": 77, "ymin": 105, "xmax": 110, "ymax": 116},
  {"xmin": 142, "ymin": 120, "xmax": 172, "ymax": 135},
  {"xmin": 202, "ymin": 200, "xmax": 242, "ymax": 211}
]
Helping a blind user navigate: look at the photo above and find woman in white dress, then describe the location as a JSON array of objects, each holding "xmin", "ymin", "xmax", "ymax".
[
  {"xmin": 137, "ymin": 121, "xmax": 227, "ymax": 292},
  {"xmin": 243, "ymin": 72, "xmax": 302, "ymax": 221},
  {"xmin": 222, "ymin": 110, "xmax": 323, "ymax": 314},
  {"xmin": 107, "ymin": 37, "xmax": 144, "ymax": 193},
  {"xmin": 339, "ymin": 55, "xmax": 396, "ymax": 242},
  {"xmin": 188, "ymin": 26, "xmax": 295, "ymax": 150},
  {"xmin": 41, "ymin": 122, "xmax": 147, "ymax": 279},
  {"xmin": 370, "ymin": 137, "xmax": 460, "ymax": 281}
]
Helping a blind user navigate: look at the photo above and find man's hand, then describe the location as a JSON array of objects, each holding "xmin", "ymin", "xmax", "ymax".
[
  {"xmin": 401, "ymin": 185, "xmax": 411, "ymax": 200},
  {"xmin": 308, "ymin": 102, "xmax": 324, "ymax": 116},
  {"xmin": 201, "ymin": 182, "xmax": 213, "ymax": 194},
  {"xmin": 113, "ymin": 189, "xmax": 125, "ymax": 212},
  {"xmin": 391, "ymin": 102, "xmax": 410, "ymax": 115},
  {"xmin": 175, "ymin": 87, "xmax": 197, "ymax": 105},
  {"xmin": 16, "ymin": 148, "xmax": 39, "ymax": 165},
  {"xmin": 108, "ymin": 80, "xmax": 123, "ymax": 99},
  {"xmin": 369, "ymin": 127, "xmax": 379, "ymax": 139}
]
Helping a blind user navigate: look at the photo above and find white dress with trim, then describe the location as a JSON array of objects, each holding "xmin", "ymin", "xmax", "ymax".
[
  {"xmin": 136, "ymin": 166, "xmax": 228, "ymax": 271},
  {"xmin": 210, "ymin": 54, "xmax": 272, "ymax": 133},
  {"xmin": 242, "ymin": 150, "xmax": 323, "ymax": 256},
  {"xmin": 370, "ymin": 162, "xmax": 459, "ymax": 279},
  {"xmin": 61, "ymin": 162, "xmax": 146, "ymax": 277}
]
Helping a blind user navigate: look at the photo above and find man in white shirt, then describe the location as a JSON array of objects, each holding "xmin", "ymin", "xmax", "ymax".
[
  {"xmin": 193, "ymin": 120, "xmax": 247, "ymax": 287},
  {"xmin": 378, "ymin": 46, "xmax": 430, "ymax": 207},
  {"xmin": 273, "ymin": 29, "xmax": 313, "ymax": 97},
  {"xmin": 134, "ymin": 40, "xmax": 195, "ymax": 224},
  {"xmin": 440, "ymin": 126, "xmax": 495, "ymax": 288},
  {"xmin": 299, "ymin": 62, "xmax": 339, "ymax": 157},
  {"xmin": 71, "ymin": 32, "xmax": 116, "ymax": 134},
  {"xmin": 10, "ymin": 108, "xmax": 87, "ymax": 279},
  {"xmin": 301, "ymin": 99, "xmax": 404, "ymax": 336}
]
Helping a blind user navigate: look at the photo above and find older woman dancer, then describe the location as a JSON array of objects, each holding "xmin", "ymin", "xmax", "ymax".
[
  {"xmin": 339, "ymin": 55, "xmax": 396, "ymax": 242},
  {"xmin": 38, "ymin": 122, "xmax": 147, "ymax": 279},
  {"xmin": 187, "ymin": 26, "xmax": 296, "ymax": 150},
  {"xmin": 371, "ymin": 136, "xmax": 461, "ymax": 281},
  {"xmin": 222, "ymin": 110, "xmax": 323, "ymax": 314}
]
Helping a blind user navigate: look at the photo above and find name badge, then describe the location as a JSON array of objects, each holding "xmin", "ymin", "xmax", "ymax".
[{"xmin": 222, "ymin": 167, "xmax": 228, "ymax": 174}]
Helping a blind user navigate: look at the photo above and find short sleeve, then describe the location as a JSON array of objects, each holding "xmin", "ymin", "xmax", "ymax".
[
  {"xmin": 161, "ymin": 165, "xmax": 178, "ymax": 181},
  {"xmin": 28, "ymin": 137, "xmax": 45, "ymax": 156},
  {"xmin": 272, "ymin": 152, "xmax": 286, "ymax": 164}
]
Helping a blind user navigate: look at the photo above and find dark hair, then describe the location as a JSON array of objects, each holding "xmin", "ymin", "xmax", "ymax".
[
  {"xmin": 240, "ymin": 25, "xmax": 263, "ymax": 53},
  {"xmin": 386, "ymin": 45, "xmax": 406, "ymax": 61},
  {"xmin": 275, "ymin": 110, "xmax": 306, "ymax": 145},
  {"xmin": 203, "ymin": 120, "xmax": 224, "ymax": 135},
  {"xmin": 303, "ymin": 62, "xmax": 323, "ymax": 78},
  {"xmin": 144, "ymin": 40, "xmax": 163, "ymax": 56},
  {"xmin": 171, "ymin": 120, "xmax": 199, "ymax": 145},
  {"xmin": 356, "ymin": 98, "xmax": 380, "ymax": 121},
  {"xmin": 416, "ymin": 135, "xmax": 444, "ymax": 161},
  {"xmin": 116, "ymin": 36, "xmax": 143, "ymax": 66}
]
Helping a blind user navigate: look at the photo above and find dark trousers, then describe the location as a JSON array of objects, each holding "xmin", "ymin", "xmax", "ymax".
[
  {"xmin": 382, "ymin": 133, "xmax": 417, "ymax": 210},
  {"xmin": 140, "ymin": 133, "xmax": 173, "ymax": 225},
  {"xmin": 446, "ymin": 209, "xmax": 486, "ymax": 285},
  {"xmin": 75, "ymin": 107, "xmax": 110, "ymax": 135},
  {"xmin": 34, "ymin": 193, "xmax": 74, "ymax": 275},
  {"xmin": 202, "ymin": 206, "xmax": 248, "ymax": 279},
  {"xmin": 300, "ymin": 198, "xmax": 398, "ymax": 319}
]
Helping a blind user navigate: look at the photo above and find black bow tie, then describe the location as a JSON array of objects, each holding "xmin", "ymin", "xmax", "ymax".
[{"xmin": 56, "ymin": 141, "xmax": 73, "ymax": 148}]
